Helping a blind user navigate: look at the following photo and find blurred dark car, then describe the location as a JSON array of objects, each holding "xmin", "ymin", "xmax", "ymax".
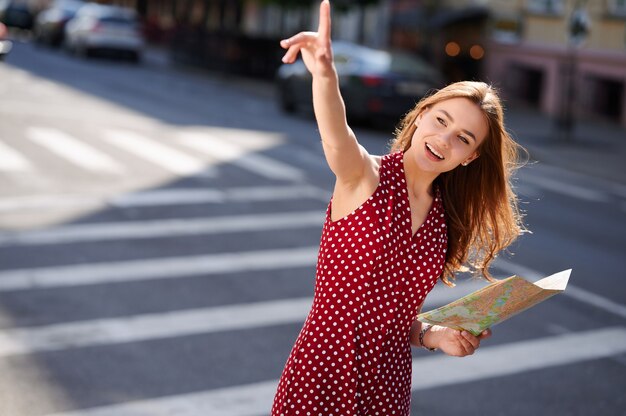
[
  {"xmin": 276, "ymin": 41, "xmax": 444, "ymax": 123},
  {"xmin": 0, "ymin": 21, "xmax": 12, "ymax": 60},
  {"xmin": 0, "ymin": 0, "xmax": 34, "ymax": 30},
  {"xmin": 64, "ymin": 3, "xmax": 144, "ymax": 62},
  {"xmin": 34, "ymin": 0, "xmax": 84, "ymax": 47}
]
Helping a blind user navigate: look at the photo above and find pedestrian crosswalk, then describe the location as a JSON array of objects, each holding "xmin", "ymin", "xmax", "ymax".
[
  {"xmin": 1, "ymin": 124, "xmax": 625, "ymax": 416},
  {"xmin": 1, "ymin": 124, "xmax": 622, "ymax": 205},
  {"xmin": 0, "ymin": 125, "xmax": 305, "ymax": 181}
]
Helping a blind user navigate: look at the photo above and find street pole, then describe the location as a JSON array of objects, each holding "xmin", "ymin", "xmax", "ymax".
[{"xmin": 556, "ymin": 0, "xmax": 589, "ymax": 141}]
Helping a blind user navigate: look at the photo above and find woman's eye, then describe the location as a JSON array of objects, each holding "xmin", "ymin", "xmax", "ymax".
[
  {"xmin": 437, "ymin": 117, "xmax": 446, "ymax": 126},
  {"xmin": 459, "ymin": 135, "xmax": 469, "ymax": 144}
]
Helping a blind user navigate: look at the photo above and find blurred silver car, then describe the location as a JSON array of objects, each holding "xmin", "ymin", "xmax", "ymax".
[
  {"xmin": 34, "ymin": 0, "xmax": 85, "ymax": 47},
  {"xmin": 276, "ymin": 41, "xmax": 444, "ymax": 124},
  {"xmin": 64, "ymin": 3, "xmax": 143, "ymax": 61}
]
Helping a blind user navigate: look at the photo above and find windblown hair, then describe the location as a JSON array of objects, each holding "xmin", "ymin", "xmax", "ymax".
[{"xmin": 390, "ymin": 81, "xmax": 527, "ymax": 286}]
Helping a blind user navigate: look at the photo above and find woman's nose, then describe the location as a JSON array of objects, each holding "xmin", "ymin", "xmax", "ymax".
[{"xmin": 438, "ymin": 132, "xmax": 454, "ymax": 149}]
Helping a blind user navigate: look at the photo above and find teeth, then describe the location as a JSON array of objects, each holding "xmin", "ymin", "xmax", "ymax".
[{"xmin": 426, "ymin": 143, "xmax": 444, "ymax": 160}]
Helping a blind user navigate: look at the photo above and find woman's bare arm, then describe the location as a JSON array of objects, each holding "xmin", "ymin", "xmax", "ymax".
[{"xmin": 280, "ymin": 0, "xmax": 371, "ymax": 186}]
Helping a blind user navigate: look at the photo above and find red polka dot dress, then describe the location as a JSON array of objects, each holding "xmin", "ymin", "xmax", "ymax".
[{"xmin": 271, "ymin": 151, "xmax": 448, "ymax": 415}]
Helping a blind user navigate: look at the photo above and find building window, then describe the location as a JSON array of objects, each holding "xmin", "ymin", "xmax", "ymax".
[
  {"xmin": 526, "ymin": 0, "xmax": 565, "ymax": 15},
  {"xmin": 607, "ymin": 0, "xmax": 626, "ymax": 17},
  {"xmin": 491, "ymin": 15, "xmax": 522, "ymax": 43}
]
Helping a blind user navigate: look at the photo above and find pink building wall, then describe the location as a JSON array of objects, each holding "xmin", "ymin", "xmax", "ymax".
[{"xmin": 486, "ymin": 41, "xmax": 626, "ymax": 128}]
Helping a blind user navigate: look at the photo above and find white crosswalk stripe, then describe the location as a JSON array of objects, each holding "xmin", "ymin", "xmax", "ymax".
[
  {"xmin": 102, "ymin": 129, "xmax": 214, "ymax": 176},
  {"xmin": 26, "ymin": 127, "xmax": 126, "ymax": 174},
  {"xmin": 44, "ymin": 327, "xmax": 626, "ymax": 416},
  {"xmin": 0, "ymin": 297, "xmax": 313, "ymax": 357},
  {"xmin": 179, "ymin": 132, "xmax": 305, "ymax": 181},
  {"xmin": 520, "ymin": 171, "xmax": 610, "ymax": 202},
  {"xmin": 0, "ymin": 247, "xmax": 319, "ymax": 291},
  {"xmin": 0, "ymin": 140, "xmax": 34, "ymax": 172},
  {"xmin": 0, "ymin": 211, "xmax": 325, "ymax": 246},
  {"xmin": 109, "ymin": 185, "xmax": 330, "ymax": 207},
  {"xmin": 0, "ymin": 186, "xmax": 330, "ymax": 213}
]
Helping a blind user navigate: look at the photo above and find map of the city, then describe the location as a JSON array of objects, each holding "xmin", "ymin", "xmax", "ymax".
[{"xmin": 418, "ymin": 269, "xmax": 571, "ymax": 336}]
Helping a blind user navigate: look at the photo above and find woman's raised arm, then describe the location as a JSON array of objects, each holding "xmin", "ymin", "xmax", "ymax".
[{"xmin": 280, "ymin": 0, "xmax": 371, "ymax": 186}]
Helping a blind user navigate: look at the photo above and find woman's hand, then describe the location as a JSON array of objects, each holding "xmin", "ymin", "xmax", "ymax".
[
  {"xmin": 280, "ymin": 0, "xmax": 334, "ymax": 78},
  {"xmin": 433, "ymin": 326, "xmax": 492, "ymax": 357}
]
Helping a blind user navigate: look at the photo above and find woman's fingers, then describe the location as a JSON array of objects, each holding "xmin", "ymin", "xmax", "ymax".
[
  {"xmin": 479, "ymin": 329, "xmax": 492, "ymax": 339},
  {"xmin": 281, "ymin": 44, "xmax": 302, "ymax": 64},
  {"xmin": 318, "ymin": 0, "xmax": 331, "ymax": 43},
  {"xmin": 460, "ymin": 331, "xmax": 481, "ymax": 349},
  {"xmin": 280, "ymin": 32, "xmax": 316, "ymax": 49},
  {"xmin": 453, "ymin": 331, "xmax": 478, "ymax": 355}
]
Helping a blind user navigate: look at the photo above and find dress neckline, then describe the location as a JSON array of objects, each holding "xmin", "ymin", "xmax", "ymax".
[{"xmin": 397, "ymin": 151, "xmax": 439, "ymax": 239}]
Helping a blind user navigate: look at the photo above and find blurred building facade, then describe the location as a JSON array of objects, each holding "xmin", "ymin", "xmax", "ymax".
[{"xmin": 486, "ymin": 0, "xmax": 626, "ymax": 127}]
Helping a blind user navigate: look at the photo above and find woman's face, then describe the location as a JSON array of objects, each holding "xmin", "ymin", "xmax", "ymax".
[{"xmin": 407, "ymin": 97, "xmax": 488, "ymax": 173}]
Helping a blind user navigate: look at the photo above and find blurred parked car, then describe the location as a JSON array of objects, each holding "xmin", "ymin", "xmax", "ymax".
[
  {"xmin": 64, "ymin": 3, "xmax": 143, "ymax": 62},
  {"xmin": 34, "ymin": 0, "xmax": 84, "ymax": 47},
  {"xmin": 276, "ymin": 41, "xmax": 444, "ymax": 123},
  {"xmin": 0, "ymin": 0, "xmax": 34, "ymax": 30},
  {"xmin": 0, "ymin": 21, "xmax": 12, "ymax": 60}
]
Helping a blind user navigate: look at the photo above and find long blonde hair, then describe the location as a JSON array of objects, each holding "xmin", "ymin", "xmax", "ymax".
[{"xmin": 390, "ymin": 81, "xmax": 527, "ymax": 286}]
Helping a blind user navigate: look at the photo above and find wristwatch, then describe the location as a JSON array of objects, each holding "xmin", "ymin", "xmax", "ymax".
[{"xmin": 419, "ymin": 324, "xmax": 437, "ymax": 352}]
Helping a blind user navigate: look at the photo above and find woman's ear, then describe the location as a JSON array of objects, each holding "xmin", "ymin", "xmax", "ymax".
[
  {"xmin": 414, "ymin": 109, "xmax": 427, "ymax": 127},
  {"xmin": 461, "ymin": 152, "xmax": 480, "ymax": 166}
]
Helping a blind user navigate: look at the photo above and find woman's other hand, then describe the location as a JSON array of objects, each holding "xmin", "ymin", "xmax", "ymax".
[
  {"xmin": 280, "ymin": 0, "xmax": 334, "ymax": 78},
  {"xmin": 434, "ymin": 327, "xmax": 492, "ymax": 357}
]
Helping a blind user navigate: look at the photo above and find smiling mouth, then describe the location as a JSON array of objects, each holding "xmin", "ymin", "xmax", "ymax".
[{"xmin": 426, "ymin": 143, "xmax": 444, "ymax": 160}]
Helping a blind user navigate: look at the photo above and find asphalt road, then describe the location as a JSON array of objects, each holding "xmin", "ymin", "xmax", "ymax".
[{"xmin": 0, "ymin": 39, "xmax": 625, "ymax": 416}]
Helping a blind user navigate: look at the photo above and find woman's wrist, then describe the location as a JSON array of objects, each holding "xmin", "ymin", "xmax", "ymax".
[
  {"xmin": 422, "ymin": 324, "xmax": 443, "ymax": 351},
  {"xmin": 418, "ymin": 324, "xmax": 437, "ymax": 351}
]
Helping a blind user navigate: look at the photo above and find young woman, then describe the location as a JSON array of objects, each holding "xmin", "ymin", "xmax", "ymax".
[{"xmin": 272, "ymin": 1, "xmax": 525, "ymax": 415}]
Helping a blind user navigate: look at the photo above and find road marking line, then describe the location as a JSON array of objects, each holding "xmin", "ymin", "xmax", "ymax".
[
  {"xmin": 496, "ymin": 259, "xmax": 626, "ymax": 320},
  {"xmin": 0, "ymin": 247, "xmax": 319, "ymax": 292},
  {"xmin": 0, "ymin": 186, "xmax": 329, "ymax": 212},
  {"xmin": 0, "ymin": 298, "xmax": 314, "ymax": 357},
  {"xmin": 110, "ymin": 185, "xmax": 330, "ymax": 207},
  {"xmin": 46, "ymin": 380, "xmax": 278, "ymax": 416},
  {"xmin": 526, "ymin": 163, "xmax": 626, "ymax": 199},
  {"xmin": 521, "ymin": 174, "xmax": 609, "ymax": 202},
  {"xmin": 563, "ymin": 285, "xmax": 626, "ymax": 320},
  {"xmin": 0, "ymin": 141, "xmax": 34, "ymax": 172},
  {"xmin": 44, "ymin": 327, "xmax": 626, "ymax": 416},
  {"xmin": 179, "ymin": 133, "xmax": 305, "ymax": 181},
  {"xmin": 0, "ymin": 195, "xmax": 103, "ymax": 212},
  {"xmin": 102, "ymin": 130, "xmax": 214, "ymax": 176},
  {"xmin": 26, "ymin": 127, "xmax": 126, "ymax": 174},
  {"xmin": 0, "ymin": 280, "xmax": 486, "ymax": 357},
  {"xmin": 411, "ymin": 326, "xmax": 626, "ymax": 390},
  {"xmin": 0, "ymin": 211, "xmax": 325, "ymax": 246}
]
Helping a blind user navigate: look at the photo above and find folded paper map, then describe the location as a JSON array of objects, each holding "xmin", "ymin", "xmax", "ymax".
[{"xmin": 418, "ymin": 269, "xmax": 571, "ymax": 336}]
